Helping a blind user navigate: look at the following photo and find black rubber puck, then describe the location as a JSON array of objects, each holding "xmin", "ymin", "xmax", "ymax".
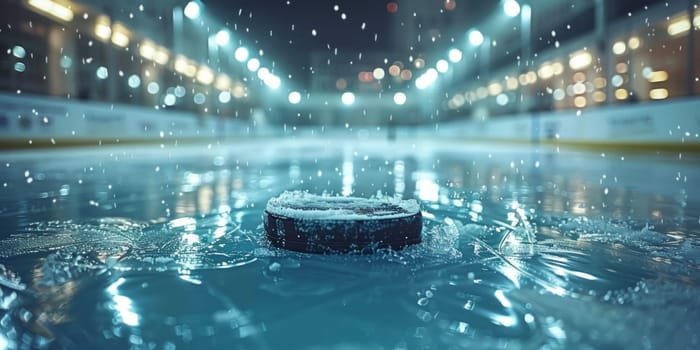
[{"xmin": 263, "ymin": 191, "xmax": 422, "ymax": 253}]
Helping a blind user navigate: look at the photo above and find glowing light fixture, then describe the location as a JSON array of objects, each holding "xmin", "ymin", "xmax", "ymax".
[
  {"xmin": 393, "ymin": 92, "xmax": 407, "ymax": 105},
  {"xmin": 647, "ymin": 70, "xmax": 669, "ymax": 83},
  {"xmin": 196, "ymin": 66, "xmax": 214, "ymax": 85},
  {"xmin": 468, "ymin": 29, "xmax": 484, "ymax": 46},
  {"xmin": 436, "ymin": 59, "xmax": 449, "ymax": 73},
  {"xmin": 234, "ymin": 47, "xmax": 249, "ymax": 62},
  {"xmin": 27, "ymin": 0, "xmax": 74, "ymax": 22},
  {"xmin": 264, "ymin": 74, "xmax": 281, "ymax": 89},
  {"xmin": 488, "ymin": 82, "xmax": 503, "ymax": 96},
  {"xmin": 174, "ymin": 56, "xmax": 197, "ymax": 78},
  {"xmin": 537, "ymin": 63, "xmax": 554, "ymax": 79},
  {"xmin": 214, "ymin": 74, "xmax": 231, "ymax": 90},
  {"xmin": 372, "ymin": 67, "xmax": 385, "ymax": 80},
  {"xmin": 111, "ymin": 23, "xmax": 130, "ymax": 47},
  {"xmin": 448, "ymin": 48, "xmax": 462, "ymax": 63},
  {"xmin": 413, "ymin": 59, "xmax": 424, "ymax": 69},
  {"xmin": 341, "ymin": 91, "xmax": 355, "ymax": 105},
  {"xmin": 628, "ymin": 36, "xmax": 641, "ymax": 50},
  {"xmin": 612, "ymin": 41, "xmax": 626, "ymax": 55},
  {"xmin": 247, "ymin": 58, "xmax": 260, "ymax": 72},
  {"xmin": 94, "ymin": 16, "xmax": 112, "ymax": 41},
  {"xmin": 505, "ymin": 76, "xmax": 518, "ymax": 90},
  {"xmin": 667, "ymin": 18, "xmax": 690, "ymax": 36},
  {"xmin": 183, "ymin": 1, "xmax": 200, "ymax": 19},
  {"xmin": 288, "ymin": 91, "xmax": 301, "ymax": 104},
  {"xmin": 257, "ymin": 67, "xmax": 270, "ymax": 80},
  {"xmin": 569, "ymin": 50, "xmax": 592, "ymax": 70},
  {"xmin": 649, "ymin": 88, "xmax": 669, "ymax": 100},
  {"xmin": 552, "ymin": 62, "xmax": 564, "ymax": 75},
  {"xmin": 154, "ymin": 48, "xmax": 170, "ymax": 65},
  {"xmin": 389, "ymin": 64, "xmax": 401, "ymax": 76},
  {"xmin": 215, "ymin": 29, "xmax": 230, "ymax": 46},
  {"xmin": 218, "ymin": 91, "xmax": 231, "ymax": 103},
  {"xmin": 503, "ymin": 0, "xmax": 521, "ymax": 18},
  {"xmin": 139, "ymin": 40, "xmax": 156, "ymax": 60},
  {"xmin": 614, "ymin": 88, "xmax": 628, "ymax": 100}
]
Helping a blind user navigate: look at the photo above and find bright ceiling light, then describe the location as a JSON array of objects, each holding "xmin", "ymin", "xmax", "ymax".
[
  {"xmin": 468, "ymin": 29, "xmax": 484, "ymax": 47},
  {"xmin": 183, "ymin": 1, "xmax": 200, "ymax": 19},
  {"xmin": 234, "ymin": 47, "xmax": 249, "ymax": 62},
  {"xmin": 214, "ymin": 29, "xmax": 230, "ymax": 46},
  {"xmin": 139, "ymin": 40, "xmax": 156, "ymax": 60},
  {"xmin": 110, "ymin": 24, "xmax": 130, "ymax": 48},
  {"xmin": 27, "ymin": 0, "xmax": 74, "ymax": 22},
  {"xmin": 436, "ymin": 59, "xmax": 449, "ymax": 73},
  {"xmin": 569, "ymin": 50, "xmax": 593, "ymax": 70},
  {"xmin": 288, "ymin": 91, "xmax": 302, "ymax": 104},
  {"xmin": 214, "ymin": 74, "xmax": 231, "ymax": 90},
  {"xmin": 448, "ymin": 48, "xmax": 462, "ymax": 63},
  {"xmin": 393, "ymin": 92, "xmax": 407, "ymax": 105},
  {"xmin": 372, "ymin": 67, "xmax": 385, "ymax": 80},
  {"xmin": 196, "ymin": 66, "xmax": 214, "ymax": 85},
  {"xmin": 174, "ymin": 55, "xmax": 197, "ymax": 78},
  {"xmin": 247, "ymin": 58, "xmax": 260, "ymax": 72},
  {"xmin": 94, "ymin": 16, "xmax": 112, "ymax": 41},
  {"xmin": 257, "ymin": 67, "xmax": 270, "ymax": 80},
  {"xmin": 264, "ymin": 74, "xmax": 281, "ymax": 89},
  {"xmin": 503, "ymin": 0, "xmax": 521, "ymax": 18},
  {"xmin": 341, "ymin": 92, "xmax": 355, "ymax": 106}
]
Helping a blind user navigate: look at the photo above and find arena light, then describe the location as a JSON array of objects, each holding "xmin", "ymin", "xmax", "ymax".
[
  {"xmin": 288, "ymin": 91, "xmax": 302, "ymax": 104},
  {"xmin": 667, "ymin": 18, "xmax": 690, "ymax": 36},
  {"xmin": 372, "ymin": 67, "xmax": 385, "ymax": 80},
  {"xmin": 111, "ymin": 23, "xmax": 130, "ymax": 47},
  {"xmin": 341, "ymin": 92, "xmax": 355, "ymax": 106},
  {"xmin": 94, "ymin": 16, "xmax": 112, "ymax": 41},
  {"xmin": 264, "ymin": 74, "xmax": 281, "ymax": 89},
  {"xmin": 215, "ymin": 29, "xmax": 230, "ymax": 46},
  {"xmin": 257, "ymin": 67, "xmax": 270, "ymax": 80},
  {"xmin": 503, "ymin": 0, "xmax": 520, "ymax": 18},
  {"xmin": 647, "ymin": 70, "xmax": 669, "ymax": 83},
  {"xmin": 214, "ymin": 74, "xmax": 231, "ymax": 90},
  {"xmin": 393, "ymin": 92, "xmax": 407, "ymax": 105},
  {"xmin": 139, "ymin": 40, "xmax": 156, "ymax": 60},
  {"xmin": 468, "ymin": 29, "xmax": 484, "ymax": 47},
  {"xmin": 448, "ymin": 48, "xmax": 462, "ymax": 63},
  {"xmin": 154, "ymin": 47, "xmax": 170, "ymax": 65},
  {"xmin": 649, "ymin": 88, "xmax": 669, "ymax": 100},
  {"xmin": 247, "ymin": 58, "xmax": 260, "ymax": 72},
  {"xmin": 568, "ymin": 50, "xmax": 592, "ymax": 70},
  {"xmin": 234, "ymin": 47, "xmax": 249, "ymax": 62},
  {"xmin": 436, "ymin": 59, "xmax": 449, "ymax": 73},
  {"xmin": 27, "ymin": 0, "xmax": 74, "ymax": 22},
  {"xmin": 174, "ymin": 55, "xmax": 197, "ymax": 78},
  {"xmin": 183, "ymin": 1, "xmax": 200, "ymax": 19},
  {"xmin": 196, "ymin": 66, "xmax": 214, "ymax": 85}
]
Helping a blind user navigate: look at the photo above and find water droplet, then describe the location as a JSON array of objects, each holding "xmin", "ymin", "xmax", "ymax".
[{"xmin": 268, "ymin": 262, "xmax": 281, "ymax": 272}]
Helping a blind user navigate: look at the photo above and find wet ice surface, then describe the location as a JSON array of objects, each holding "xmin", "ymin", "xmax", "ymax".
[{"xmin": 1, "ymin": 140, "xmax": 699, "ymax": 349}]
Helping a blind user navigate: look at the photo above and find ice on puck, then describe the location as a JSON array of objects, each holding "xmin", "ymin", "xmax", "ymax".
[{"xmin": 263, "ymin": 191, "xmax": 422, "ymax": 253}]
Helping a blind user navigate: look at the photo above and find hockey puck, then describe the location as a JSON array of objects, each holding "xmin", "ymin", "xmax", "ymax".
[{"xmin": 263, "ymin": 191, "xmax": 422, "ymax": 253}]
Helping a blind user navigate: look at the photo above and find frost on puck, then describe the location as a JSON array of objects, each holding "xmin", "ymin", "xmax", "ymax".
[{"xmin": 263, "ymin": 191, "xmax": 422, "ymax": 253}]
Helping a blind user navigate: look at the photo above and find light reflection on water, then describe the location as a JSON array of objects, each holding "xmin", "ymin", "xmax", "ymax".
[{"xmin": 0, "ymin": 142, "xmax": 699, "ymax": 349}]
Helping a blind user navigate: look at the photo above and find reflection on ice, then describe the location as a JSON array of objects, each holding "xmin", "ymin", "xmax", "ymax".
[
  {"xmin": 107, "ymin": 277, "xmax": 140, "ymax": 327},
  {"xmin": 0, "ymin": 143, "xmax": 698, "ymax": 348}
]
